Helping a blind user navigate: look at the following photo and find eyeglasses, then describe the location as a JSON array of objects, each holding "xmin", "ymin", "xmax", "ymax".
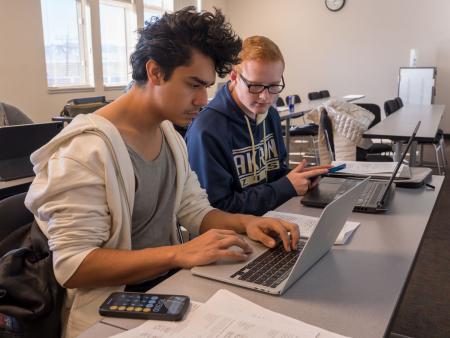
[{"xmin": 239, "ymin": 73, "xmax": 285, "ymax": 94}]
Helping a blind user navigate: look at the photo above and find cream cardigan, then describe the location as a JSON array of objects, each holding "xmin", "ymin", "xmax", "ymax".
[
  {"xmin": 25, "ymin": 114, "xmax": 214, "ymax": 338},
  {"xmin": 307, "ymin": 99, "xmax": 374, "ymax": 164}
]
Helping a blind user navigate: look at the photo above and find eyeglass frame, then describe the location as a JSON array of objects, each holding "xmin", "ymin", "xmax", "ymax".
[{"xmin": 238, "ymin": 73, "xmax": 285, "ymax": 94}]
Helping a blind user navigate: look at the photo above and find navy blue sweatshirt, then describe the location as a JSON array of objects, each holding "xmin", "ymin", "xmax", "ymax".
[{"xmin": 186, "ymin": 83, "xmax": 296, "ymax": 216}]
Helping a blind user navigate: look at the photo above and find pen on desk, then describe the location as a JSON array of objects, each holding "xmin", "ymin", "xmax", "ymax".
[{"xmin": 425, "ymin": 183, "xmax": 435, "ymax": 190}]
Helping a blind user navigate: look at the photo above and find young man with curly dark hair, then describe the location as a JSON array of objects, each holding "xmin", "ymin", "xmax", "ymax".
[{"xmin": 25, "ymin": 7, "xmax": 300, "ymax": 338}]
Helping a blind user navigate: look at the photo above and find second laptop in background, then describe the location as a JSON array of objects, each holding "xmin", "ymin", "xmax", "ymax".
[
  {"xmin": 0, "ymin": 122, "xmax": 63, "ymax": 181},
  {"xmin": 301, "ymin": 121, "xmax": 421, "ymax": 213}
]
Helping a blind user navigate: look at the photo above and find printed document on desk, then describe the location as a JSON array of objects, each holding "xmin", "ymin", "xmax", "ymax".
[
  {"xmin": 265, "ymin": 210, "xmax": 360, "ymax": 245},
  {"xmin": 331, "ymin": 161, "xmax": 411, "ymax": 179},
  {"xmin": 110, "ymin": 302, "xmax": 203, "ymax": 338},
  {"xmin": 112, "ymin": 289, "xmax": 350, "ymax": 338}
]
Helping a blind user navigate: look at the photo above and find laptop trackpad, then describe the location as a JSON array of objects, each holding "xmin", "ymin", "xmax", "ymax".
[
  {"xmin": 308, "ymin": 178, "xmax": 347, "ymax": 203},
  {"xmin": 215, "ymin": 243, "xmax": 266, "ymax": 265}
]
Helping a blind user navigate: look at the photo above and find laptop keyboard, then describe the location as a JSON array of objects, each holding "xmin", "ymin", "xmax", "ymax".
[
  {"xmin": 356, "ymin": 182, "xmax": 385, "ymax": 207},
  {"xmin": 230, "ymin": 240, "xmax": 306, "ymax": 288}
]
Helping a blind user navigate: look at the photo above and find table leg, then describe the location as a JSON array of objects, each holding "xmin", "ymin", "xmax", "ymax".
[
  {"xmin": 409, "ymin": 141, "xmax": 417, "ymax": 167},
  {"xmin": 285, "ymin": 117, "xmax": 291, "ymax": 163},
  {"xmin": 393, "ymin": 142, "xmax": 402, "ymax": 162},
  {"xmin": 394, "ymin": 141, "xmax": 417, "ymax": 166}
]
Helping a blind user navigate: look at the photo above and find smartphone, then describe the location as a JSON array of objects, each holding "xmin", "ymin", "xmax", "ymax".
[
  {"xmin": 309, "ymin": 163, "xmax": 346, "ymax": 181},
  {"xmin": 99, "ymin": 292, "xmax": 190, "ymax": 321},
  {"xmin": 328, "ymin": 163, "xmax": 346, "ymax": 173}
]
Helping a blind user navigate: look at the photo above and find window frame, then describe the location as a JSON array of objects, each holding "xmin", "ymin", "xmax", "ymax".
[
  {"xmin": 41, "ymin": 0, "xmax": 176, "ymax": 94},
  {"xmin": 99, "ymin": 0, "xmax": 137, "ymax": 89},
  {"xmin": 42, "ymin": 0, "xmax": 95, "ymax": 93},
  {"xmin": 143, "ymin": 0, "xmax": 173, "ymax": 24}
]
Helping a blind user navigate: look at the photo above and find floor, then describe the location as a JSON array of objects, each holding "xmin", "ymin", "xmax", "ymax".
[{"xmin": 390, "ymin": 142, "xmax": 450, "ymax": 338}]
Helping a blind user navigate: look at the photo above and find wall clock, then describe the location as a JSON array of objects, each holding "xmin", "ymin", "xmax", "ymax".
[{"xmin": 325, "ymin": 0, "xmax": 345, "ymax": 12}]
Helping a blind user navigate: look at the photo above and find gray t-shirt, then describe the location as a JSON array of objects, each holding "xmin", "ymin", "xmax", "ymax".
[{"xmin": 127, "ymin": 134, "xmax": 177, "ymax": 250}]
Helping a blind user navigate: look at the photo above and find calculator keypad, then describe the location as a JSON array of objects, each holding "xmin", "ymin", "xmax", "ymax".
[{"xmin": 106, "ymin": 294, "xmax": 186, "ymax": 315}]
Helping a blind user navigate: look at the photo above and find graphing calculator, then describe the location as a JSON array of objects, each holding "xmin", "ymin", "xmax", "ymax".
[{"xmin": 99, "ymin": 292, "xmax": 190, "ymax": 321}]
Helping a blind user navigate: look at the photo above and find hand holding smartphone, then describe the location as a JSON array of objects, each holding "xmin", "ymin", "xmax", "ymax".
[{"xmin": 99, "ymin": 292, "xmax": 190, "ymax": 321}]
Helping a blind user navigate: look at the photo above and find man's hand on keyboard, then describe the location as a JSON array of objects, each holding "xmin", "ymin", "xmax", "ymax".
[
  {"xmin": 245, "ymin": 216, "xmax": 300, "ymax": 252},
  {"xmin": 175, "ymin": 229, "xmax": 253, "ymax": 268}
]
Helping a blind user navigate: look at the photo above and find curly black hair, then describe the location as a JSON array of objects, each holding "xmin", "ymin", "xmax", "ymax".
[{"xmin": 130, "ymin": 6, "xmax": 242, "ymax": 84}]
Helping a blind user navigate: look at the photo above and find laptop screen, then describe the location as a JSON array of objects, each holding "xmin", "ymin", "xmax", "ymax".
[
  {"xmin": 378, "ymin": 121, "xmax": 421, "ymax": 206},
  {"xmin": 0, "ymin": 122, "xmax": 63, "ymax": 160}
]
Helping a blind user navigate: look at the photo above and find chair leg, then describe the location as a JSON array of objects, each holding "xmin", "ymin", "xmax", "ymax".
[
  {"xmin": 440, "ymin": 136, "xmax": 448, "ymax": 167},
  {"xmin": 420, "ymin": 144, "xmax": 424, "ymax": 166},
  {"xmin": 312, "ymin": 136, "xmax": 319, "ymax": 165},
  {"xmin": 434, "ymin": 144, "xmax": 442, "ymax": 175}
]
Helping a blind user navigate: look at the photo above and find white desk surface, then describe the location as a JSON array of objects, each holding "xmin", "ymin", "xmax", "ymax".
[
  {"xmin": 363, "ymin": 104, "xmax": 445, "ymax": 141},
  {"xmin": 78, "ymin": 175, "xmax": 443, "ymax": 338},
  {"xmin": 277, "ymin": 95, "xmax": 365, "ymax": 114},
  {"xmin": 0, "ymin": 176, "xmax": 34, "ymax": 190}
]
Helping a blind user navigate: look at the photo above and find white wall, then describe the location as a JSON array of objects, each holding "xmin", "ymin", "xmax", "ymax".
[
  {"xmin": 0, "ymin": 1, "xmax": 126, "ymax": 122},
  {"xmin": 222, "ymin": 0, "xmax": 450, "ymax": 132},
  {"xmin": 202, "ymin": 0, "xmax": 227, "ymax": 13},
  {"xmin": 0, "ymin": 0, "xmax": 222, "ymax": 122},
  {"xmin": 2, "ymin": 0, "xmax": 450, "ymax": 131}
]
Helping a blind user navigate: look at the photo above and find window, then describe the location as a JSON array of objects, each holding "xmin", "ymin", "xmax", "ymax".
[
  {"xmin": 143, "ymin": 0, "xmax": 173, "ymax": 24},
  {"xmin": 40, "ymin": 0, "xmax": 175, "ymax": 91},
  {"xmin": 100, "ymin": 0, "xmax": 137, "ymax": 87},
  {"xmin": 41, "ymin": 0, "xmax": 93, "ymax": 89}
]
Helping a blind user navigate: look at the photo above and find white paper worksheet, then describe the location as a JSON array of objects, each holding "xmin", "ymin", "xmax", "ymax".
[
  {"xmin": 265, "ymin": 211, "xmax": 360, "ymax": 245},
  {"xmin": 111, "ymin": 290, "xmax": 350, "ymax": 338}
]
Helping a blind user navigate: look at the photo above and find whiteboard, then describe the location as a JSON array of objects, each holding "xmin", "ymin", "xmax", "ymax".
[{"xmin": 398, "ymin": 67, "xmax": 436, "ymax": 104}]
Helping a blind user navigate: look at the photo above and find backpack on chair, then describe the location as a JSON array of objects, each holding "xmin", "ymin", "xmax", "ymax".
[
  {"xmin": 60, "ymin": 96, "xmax": 109, "ymax": 118},
  {"xmin": 0, "ymin": 193, "xmax": 64, "ymax": 338}
]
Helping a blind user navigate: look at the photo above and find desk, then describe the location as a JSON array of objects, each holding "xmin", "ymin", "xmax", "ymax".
[
  {"xmin": 363, "ymin": 105, "xmax": 445, "ymax": 164},
  {"xmin": 0, "ymin": 176, "xmax": 33, "ymax": 200},
  {"xmin": 79, "ymin": 175, "xmax": 443, "ymax": 338},
  {"xmin": 280, "ymin": 96, "xmax": 365, "ymax": 160}
]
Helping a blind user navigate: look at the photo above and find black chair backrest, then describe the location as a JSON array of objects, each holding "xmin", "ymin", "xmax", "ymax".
[
  {"xmin": 276, "ymin": 97, "xmax": 285, "ymax": 107},
  {"xmin": 384, "ymin": 99, "xmax": 400, "ymax": 116},
  {"xmin": 308, "ymin": 92, "xmax": 321, "ymax": 100},
  {"xmin": 356, "ymin": 103, "xmax": 381, "ymax": 128},
  {"xmin": 0, "ymin": 192, "xmax": 33, "ymax": 240},
  {"xmin": 319, "ymin": 90, "xmax": 330, "ymax": 98},
  {"xmin": 395, "ymin": 97, "xmax": 404, "ymax": 108}
]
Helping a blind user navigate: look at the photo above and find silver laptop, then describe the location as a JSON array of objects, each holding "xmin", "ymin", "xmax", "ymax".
[{"xmin": 191, "ymin": 177, "xmax": 369, "ymax": 295}]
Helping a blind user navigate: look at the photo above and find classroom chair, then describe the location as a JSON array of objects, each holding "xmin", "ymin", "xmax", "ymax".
[
  {"xmin": 308, "ymin": 92, "xmax": 321, "ymax": 100},
  {"xmin": 283, "ymin": 94, "xmax": 319, "ymax": 165},
  {"xmin": 355, "ymin": 103, "xmax": 393, "ymax": 161},
  {"xmin": 0, "ymin": 102, "xmax": 33, "ymax": 126},
  {"xmin": 276, "ymin": 97, "xmax": 285, "ymax": 107},
  {"xmin": 383, "ymin": 99, "xmax": 400, "ymax": 116}
]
